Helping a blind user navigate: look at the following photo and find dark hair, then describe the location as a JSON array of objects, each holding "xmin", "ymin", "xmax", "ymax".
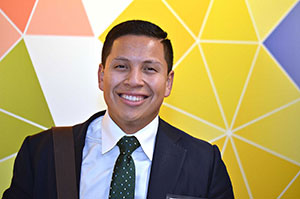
[{"xmin": 102, "ymin": 20, "xmax": 173, "ymax": 73}]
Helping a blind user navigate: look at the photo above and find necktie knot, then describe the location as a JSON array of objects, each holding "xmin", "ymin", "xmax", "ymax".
[{"xmin": 117, "ymin": 136, "xmax": 140, "ymax": 155}]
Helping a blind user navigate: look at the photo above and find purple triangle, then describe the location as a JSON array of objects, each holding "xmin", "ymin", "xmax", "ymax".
[{"xmin": 264, "ymin": 2, "xmax": 300, "ymax": 89}]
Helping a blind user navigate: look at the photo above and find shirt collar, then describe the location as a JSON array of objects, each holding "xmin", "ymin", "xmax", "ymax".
[{"xmin": 102, "ymin": 111, "xmax": 158, "ymax": 161}]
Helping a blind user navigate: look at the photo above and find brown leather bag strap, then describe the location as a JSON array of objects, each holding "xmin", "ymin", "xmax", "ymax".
[{"xmin": 52, "ymin": 127, "xmax": 78, "ymax": 199}]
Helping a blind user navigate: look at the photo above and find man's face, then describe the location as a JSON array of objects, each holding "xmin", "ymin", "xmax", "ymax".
[{"xmin": 98, "ymin": 35, "xmax": 174, "ymax": 134}]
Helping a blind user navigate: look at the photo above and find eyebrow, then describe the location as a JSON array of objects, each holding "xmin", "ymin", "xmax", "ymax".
[
  {"xmin": 113, "ymin": 57, "xmax": 162, "ymax": 65},
  {"xmin": 113, "ymin": 57, "xmax": 129, "ymax": 62}
]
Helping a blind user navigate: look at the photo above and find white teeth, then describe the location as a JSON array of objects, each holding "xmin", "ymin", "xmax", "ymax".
[{"xmin": 122, "ymin": 94, "xmax": 143, "ymax": 102}]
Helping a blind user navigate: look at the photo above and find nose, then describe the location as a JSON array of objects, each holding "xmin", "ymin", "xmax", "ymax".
[{"xmin": 125, "ymin": 68, "xmax": 144, "ymax": 87}]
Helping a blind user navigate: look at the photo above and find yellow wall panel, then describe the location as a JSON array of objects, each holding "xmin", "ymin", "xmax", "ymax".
[
  {"xmin": 164, "ymin": 44, "xmax": 225, "ymax": 128},
  {"xmin": 223, "ymin": 139, "xmax": 250, "ymax": 198},
  {"xmin": 233, "ymin": 137, "xmax": 300, "ymax": 198},
  {"xmin": 212, "ymin": 136, "xmax": 226, "ymax": 150},
  {"xmin": 282, "ymin": 172, "xmax": 300, "ymax": 198},
  {"xmin": 201, "ymin": 43, "xmax": 258, "ymax": 126},
  {"xmin": 234, "ymin": 47, "xmax": 300, "ymax": 129},
  {"xmin": 99, "ymin": 0, "xmax": 195, "ymax": 64},
  {"xmin": 235, "ymin": 100, "xmax": 300, "ymax": 163},
  {"xmin": 247, "ymin": 0, "xmax": 298, "ymax": 40},
  {"xmin": 165, "ymin": 0, "xmax": 211, "ymax": 37},
  {"xmin": 160, "ymin": 104, "xmax": 225, "ymax": 142},
  {"xmin": 201, "ymin": 0, "xmax": 258, "ymax": 41}
]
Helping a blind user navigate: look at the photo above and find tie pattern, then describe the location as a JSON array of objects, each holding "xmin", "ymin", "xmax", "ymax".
[{"xmin": 109, "ymin": 136, "xmax": 140, "ymax": 199}]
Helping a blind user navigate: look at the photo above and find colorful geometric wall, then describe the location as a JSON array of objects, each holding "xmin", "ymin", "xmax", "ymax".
[{"xmin": 1, "ymin": 0, "xmax": 300, "ymax": 198}]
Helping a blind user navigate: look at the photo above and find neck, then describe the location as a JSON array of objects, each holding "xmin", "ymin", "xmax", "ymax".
[
  {"xmin": 118, "ymin": 119, "xmax": 151, "ymax": 134},
  {"xmin": 109, "ymin": 114, "xmax": 157, "ymax": 135}
]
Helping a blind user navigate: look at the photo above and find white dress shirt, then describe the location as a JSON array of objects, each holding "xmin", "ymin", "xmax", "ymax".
[{"xmin": 80, "ymin": 112, "xmax": 158, "ymax": 199}]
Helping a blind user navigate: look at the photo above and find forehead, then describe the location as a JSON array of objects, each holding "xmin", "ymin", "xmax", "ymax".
[{"xmin": 109, "ymin": 35, "xmax": 165, "ymax": 61}]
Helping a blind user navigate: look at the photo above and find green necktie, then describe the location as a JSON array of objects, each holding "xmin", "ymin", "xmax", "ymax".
[{"xmin": 109, "ymin": 136, "xmax": 140, "ymax": 199}]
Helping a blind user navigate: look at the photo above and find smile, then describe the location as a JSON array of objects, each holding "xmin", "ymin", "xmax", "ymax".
[{"xmin": 120, "ymin": 94, "xmax": 146, "ymax": 102}]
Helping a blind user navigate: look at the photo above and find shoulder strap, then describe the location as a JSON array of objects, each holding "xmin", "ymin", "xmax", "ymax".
[{"xmin": 52, "ymin": 127, "xmax": 78, "ymax": 199}]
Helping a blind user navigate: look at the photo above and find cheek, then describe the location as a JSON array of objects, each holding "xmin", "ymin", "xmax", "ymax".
[
  {"xmin": 104, "ymin": 74, "xmax": 123, "ymax": 93},
  {"xmin": 149, "ymin": 78, "xmax": 168, "ymax": 96}
]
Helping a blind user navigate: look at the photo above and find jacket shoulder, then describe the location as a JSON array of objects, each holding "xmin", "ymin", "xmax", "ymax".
[{"xmin": 159, "ymin": 118, "xmax": 215, "ymax": 151}]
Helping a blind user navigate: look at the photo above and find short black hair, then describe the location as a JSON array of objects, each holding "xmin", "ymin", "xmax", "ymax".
[{"xmin": 102, "ymin": 20, "xmax": 173, "ymax": 73}]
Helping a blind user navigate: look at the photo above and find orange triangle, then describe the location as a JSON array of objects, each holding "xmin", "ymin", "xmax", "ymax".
[
  {"xmin": 233, "ymin": 137, "xmax": 300, "ymax": 198},
  {"xmin": 27, "ymin": 0, "xmax": 93, "ymax": 36},
  {"xmin": 0, "ymin": 0, "xmax": 36, "ymax": 32},
  {"xmin": 0, "ymin": 14, "xmax": 21, "ymax": 58}
]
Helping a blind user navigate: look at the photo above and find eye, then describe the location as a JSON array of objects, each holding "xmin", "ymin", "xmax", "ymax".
[
  {"xmin": 144, "ymin": 66, "xmax": 157, "ymax": 73},
  {"xmin": 115, "ymin": 65, "xmax": 127, "ymax": 70}
]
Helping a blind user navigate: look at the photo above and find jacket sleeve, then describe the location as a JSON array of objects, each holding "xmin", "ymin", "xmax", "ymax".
[
  {"xmin": 207, "ymin": 145, "xmax": 234, "ymax": 199},
  {"xmin": 2, "ymin": 136, "xmax": 34, "ymax": 199}
]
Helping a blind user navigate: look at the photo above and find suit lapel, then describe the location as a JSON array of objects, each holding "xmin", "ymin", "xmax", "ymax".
[
  {"xmin": 70, "ymin": 112, "xmax": 186, "ymax": 198},
  {"xmin": 147, "ymin": 119, "xmax": 187, "ymax": 199}
]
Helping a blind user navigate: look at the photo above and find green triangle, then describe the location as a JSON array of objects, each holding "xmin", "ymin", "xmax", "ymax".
[
  {"xmin": 0, "ymin": 111, "xmax": 44, "ymax": 159},
  {"xmin": 0, "ymin": 40, "xmax": 54, "ymax": 127},
  {"xmin": 0, "ymin": 156, "xmax": 15, "ymax": 196}
]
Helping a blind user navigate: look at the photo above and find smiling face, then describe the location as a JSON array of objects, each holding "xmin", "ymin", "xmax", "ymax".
[{"xmin": 98, "ymin": 35, "xmax": 174, "ymax": 134}]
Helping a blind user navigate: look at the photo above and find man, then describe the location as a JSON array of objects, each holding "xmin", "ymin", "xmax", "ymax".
[{"xmin": 3, "ymin": 20, "xmax": 234, "ymax": 199}]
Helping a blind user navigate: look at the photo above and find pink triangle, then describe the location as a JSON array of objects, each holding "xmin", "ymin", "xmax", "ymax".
[
  {"xmin": 0, "ymin": 13, "xmax": 21, "ymax": 58},
  {"xmin": 26, "ymin": 0, "xmax": 93, "ymax": 36},
  {"xmin": 0, "ymin": 0, "xmax": 36, "ymax": 32}
]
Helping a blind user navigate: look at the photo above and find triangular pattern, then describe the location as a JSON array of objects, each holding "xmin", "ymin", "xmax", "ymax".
[
  {"xmin": 26, "ymin": 0, "xmax": 93, "ymax": 36},
  {"xmin": 165, "ymin": 0, "xmax": 211, "ymax": 37},
  {"xmin": 234, "ymin": 137, "xmax": 300, "ymax": 198},
  {"xmin": 281, "ymin": 172, "xmax": 300, "ymax": 198},
  {"xmin": 264, "ymin": 2, "xmax": 300, "ymax": 89},
  {"xmin": 0, "ymin": 40, "xmax": 54, "ymax": 127},
  {"xmin": 98, "ymin": 0, "xmax": 195, "ymax": 64},
  {"xmin": 164, "ymin": 45, "xmax": 225, "ymax": 128},
  {"xmin": 82, "ymin": 0, "xmax": 133, "ymax": 37},
  {"xmin": 0, "ymin": 13, "xmax": 21, "ymax": 58},
  {"xmin": 0, "ymin": 112, "xmax": 43, "ymax": 159},
  {"xmin": 0, "ymin": 0, "xmax": 299, "ymax": 198},
  {"xmin": 201, "ymin": 0, "xmax": 258, "ymax": 41},
  {"xmin": 211, "ymin": 137, "xmax": 226, "ymax": 151},
  {"xmin": 0, "ymin": 0, "xmax": 36, "ymax": 32},
  {"xmin": 24, "ymin": 35, "xmax": 105, "ymax": 126},
  {"xmin": 223, "ymin": 140, "xmax": 250, "ymax": 199},
  {"xmin": 160, "ymin": 104, "xmax": 224, "ymax": 142},
  {"xmin": 247, "ymin": 0, "xmax": 298, "ymax": 40},
  {"xmin": 0, "ymin": 156, "xmax": 15, "ymax": 196},
  {"xmin": 201, "ymin": 43, "xmax": 258, "ymax": 126},
  {"xmin": 233, "ymin": 47, "xmax": 300, "ymax": 129},
  {"xmin": 235, "ymin": 100, "xmax": 300, "ymax": 163}
]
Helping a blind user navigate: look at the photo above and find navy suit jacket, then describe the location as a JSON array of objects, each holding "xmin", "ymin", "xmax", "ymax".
[{"xmin": 3, "ymin": 111, "xmax": 233, "ymax": 199}]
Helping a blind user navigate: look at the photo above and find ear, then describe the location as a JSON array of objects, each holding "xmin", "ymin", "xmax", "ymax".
[
  {"xmin": 98, "ymin": 63, "xmax": 105, "ymax": 91},
  {"xmin": 164, "ymin": 70, "xmax": 174, "ymax": 97}
]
